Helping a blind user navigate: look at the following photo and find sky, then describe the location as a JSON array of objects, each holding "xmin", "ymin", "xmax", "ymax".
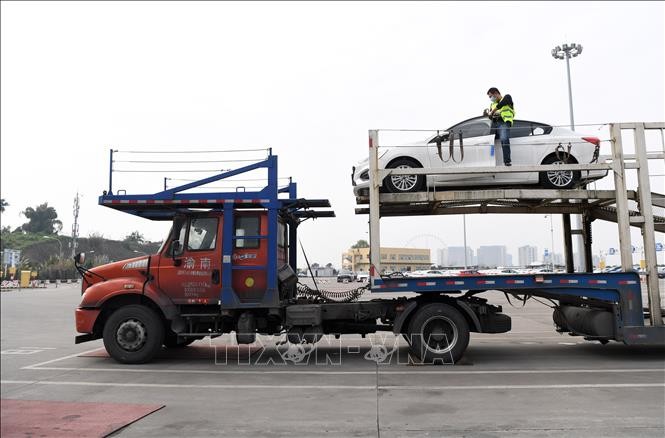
[{"xmin": 1, "ymin": 1, "xmax": 664, "ymax": 267}]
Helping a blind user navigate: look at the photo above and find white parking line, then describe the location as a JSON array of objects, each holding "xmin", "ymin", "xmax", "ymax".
[
  {"xmin": 21, "ymin": 366, "xmax": 665, "ymax": 376},
  {"xmin": 1, "ymin": 380, "xmax": 373, "ymax": 390},
  {"xmin": 383, "ymin": 383, "xmax": 665, "ymax": 391},
  {"xmin": 2, "ymin": 380, "xmax": 663, "ymax": 391},
  {"xmin": 22, "ymin": 347, "xmax": 103, "ymax": 370}
]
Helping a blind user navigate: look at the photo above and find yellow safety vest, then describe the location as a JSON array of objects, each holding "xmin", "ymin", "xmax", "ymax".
[{"xmin": 491, "ymin": 99, "xmax": 515, "ymax": 124}]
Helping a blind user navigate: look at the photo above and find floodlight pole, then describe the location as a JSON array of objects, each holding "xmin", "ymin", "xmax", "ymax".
[
  {"xmin": 42, "ymin": 235, "xmax": 63, "ymax": 260},
  {"xmin": 565, "ymin": 54, "xmax": 575, "ymax": 130},
  {"xmin": 463, "ymin": 215, "xmax": 468, "ymax": 269},
  {"xmin": 552, "ymin": 43, "xmax": 584, "ymax": 271},
  {"xmin": 550, "ymin": 214, "xmax": 555, "ymax": 270}
]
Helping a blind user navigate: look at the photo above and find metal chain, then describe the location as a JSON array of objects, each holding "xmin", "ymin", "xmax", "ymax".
[
  {"xmin": 590, "ymin": 145, "xmax": 600, "ymax": 163},
  {"xmin": 555, "ymin": 142, "xmax": 573, "ymax": 163},
  {"xmin": 296, "ymin": 282, "xmax": 368, "ymax": 303}
]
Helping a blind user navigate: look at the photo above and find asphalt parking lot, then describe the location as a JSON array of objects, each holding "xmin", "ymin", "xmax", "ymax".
[{"xmin": 2, "ymin": 281, "xmax": 664, "ymax": 437}]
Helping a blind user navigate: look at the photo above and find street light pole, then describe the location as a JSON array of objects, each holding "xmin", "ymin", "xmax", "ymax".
[
  {"xmin": 550, "ymin": 214, "xmax": 555, "ymax": 270},
  {"xmin": 463, "ymin": 215, "xmax": 468, "ymax": 269},
  {"xmin": 42, "ymin": 236, "xmax": 63, "ymax": 259},
  {"xmin": 552, "ymin": 42, "xmax": 583, "ymax": 271},
  {"xmin": 544, "ymin": 215, "xmax": 555, "ymax": 270},
  {"xmin": 564, "ymin": 52, "xmax": 575, "ymax": 129},
  {"xmin": 551, "ymin": 43, "xmax": 582, "ymax": 130}
]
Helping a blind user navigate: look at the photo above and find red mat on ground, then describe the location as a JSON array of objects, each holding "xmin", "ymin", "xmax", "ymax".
[
  {"xmin": 79, "ymin": 344, "xmax": 262, "ymax": 360},
  {"xmin": 1, "ymin": 399, "xmax": 163, "ymax": 437}
]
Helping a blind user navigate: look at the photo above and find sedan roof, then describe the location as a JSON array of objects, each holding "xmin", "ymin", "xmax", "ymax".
[{"xmin": 446, "ymin": 116, "xmax": 551, "ymax": 131}]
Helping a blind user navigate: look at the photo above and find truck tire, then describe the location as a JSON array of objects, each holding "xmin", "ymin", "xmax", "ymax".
[
  {"xmin": 407, "ymin": 303, "xmax": 469, "ymax": 364},
  {"xmin": 103, "ymin": 305, "xmax": 164, "ymax": 364}
]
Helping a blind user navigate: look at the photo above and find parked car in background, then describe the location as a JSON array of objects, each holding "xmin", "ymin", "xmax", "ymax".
[
  {"xmin": 458, "ymin": 269, "xmax": 481, "ymax": 276},
  {"xmin": 479, "ymin": 268, "xmax": 520, "ymax": 275},
  {"xmin": 405, "ymin": 270, "xmax": 447, "ymax": 277},
  {"xmin": 352, "ymin": 116, "xmax": 606, "ymax": 195},
  {"xmin": 356, "ymin": 271, "xmax": 370, "ymax": 282},
  {"xmin": 337, "ymin": 270, "xmax": 356, "ymax": 283}
]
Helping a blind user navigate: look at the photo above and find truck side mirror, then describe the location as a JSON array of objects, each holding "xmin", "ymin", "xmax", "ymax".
[{"xmin": 74, "ymin": 252, "xmax": 85, "ymax": 265}]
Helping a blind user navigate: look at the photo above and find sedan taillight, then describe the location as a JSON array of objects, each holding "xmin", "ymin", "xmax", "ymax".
[{"xmin": 582, "ymin": 137, "xmax": 600, "ymax": 147}]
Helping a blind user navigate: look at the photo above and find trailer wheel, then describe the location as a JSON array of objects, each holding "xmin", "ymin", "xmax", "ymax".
[
  {"xmin": 103, "ymin": 305, "xmax": 164, "ymax": 364},
  {"xmin": 407, "ymin": 303, "xmax": 469, "ymax": 364}
]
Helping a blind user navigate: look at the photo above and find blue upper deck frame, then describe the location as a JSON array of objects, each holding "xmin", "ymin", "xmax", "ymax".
[
  {"xmin": 102, "ymin": 152, "xmax": 280, "ymax": 218},
  {"xmin": 99, "ymin": 149, "xmax": 334, "ymax": 310}
]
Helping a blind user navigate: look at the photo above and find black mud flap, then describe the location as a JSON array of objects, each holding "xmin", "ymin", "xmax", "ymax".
[{"xmin": 75, "ymin": 333, "xmax": 98, "ymax": 344}]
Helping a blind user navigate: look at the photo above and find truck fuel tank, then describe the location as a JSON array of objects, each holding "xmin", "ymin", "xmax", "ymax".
[{"xmin": 553, "ymin": 305, "xmax": 615, "ymax": 338}]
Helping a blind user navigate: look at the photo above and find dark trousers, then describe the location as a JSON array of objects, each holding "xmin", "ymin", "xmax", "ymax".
[{"xmin": 497, "ymin": 121, "xmax": 511, "ymax": 164}]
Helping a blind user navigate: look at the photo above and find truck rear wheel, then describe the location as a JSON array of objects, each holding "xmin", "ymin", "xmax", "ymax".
[
  {"xmin": 407, "ymin": 303, "xmax": 469, "ymax": 364},
  {"xmin": 103, "ymin": 305, "xmax": 164, "ymax": 364}
]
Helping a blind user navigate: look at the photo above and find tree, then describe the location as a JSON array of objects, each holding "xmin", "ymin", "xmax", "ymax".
[
  {"xmin": 0, "ymin": 198, "xmax": 8, "ymax": 213},
  {"xmin": 124, "ymin": 231, "xmax": 145, "ymax": 245},
  {"xmin": 21, "ymin": 203, "xmax": 62, "ymax": 234},
  {"xmin": 351, "ymin": 239, "xmax": 369, "ymax": 249},
  {"xmin": 87, "ymin": 232, "xmax": 105, "ymax": 253}
]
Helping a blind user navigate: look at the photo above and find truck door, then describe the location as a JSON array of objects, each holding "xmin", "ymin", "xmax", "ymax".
[
  {"xmin": 157, "ymin": 216, "xmax": 222, "ymax": 305},
  {"xmin": 231, "ymin": 213, "xmax": 268, "ymax": 303}
]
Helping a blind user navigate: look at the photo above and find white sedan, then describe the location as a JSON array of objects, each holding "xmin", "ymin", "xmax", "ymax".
[{"xmin": 352, "ymin": 117, "xmax": 607, "ymax": 195}]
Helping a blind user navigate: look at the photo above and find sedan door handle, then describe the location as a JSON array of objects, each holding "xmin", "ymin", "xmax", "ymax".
[{"xmin": 211, "ymin": 269, "xmax": 220, "ymax": 284}]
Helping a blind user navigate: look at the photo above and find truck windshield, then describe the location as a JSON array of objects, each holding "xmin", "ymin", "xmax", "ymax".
[{"xmin": 187, "ymin": 217, "xmax": 218, "ymax": 251}]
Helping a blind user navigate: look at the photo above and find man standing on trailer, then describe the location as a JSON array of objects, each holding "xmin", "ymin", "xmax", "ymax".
[{"xmin": 483, "ymin": 87, "xmax": 515, "ymax": 166}]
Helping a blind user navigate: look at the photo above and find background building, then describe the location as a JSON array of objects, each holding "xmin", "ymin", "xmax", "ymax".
[
  {"xmin": 518, "ymin": 245, "xmax": 538, "ymax": 267},
  {"xmin": 436, "ymin": 248, "xmax": 447, "ymax": 266},
  {"xmin": 342, "ymin": 247, "xmax": 430, "ymax": 273},
  {"xmin": 445, "ymin": 246, "xmax": 474, "ymax": 267},
  {"xmin": 477, "ymin": 245, "xmax": 509, "ymax": 268},
  {"xmin": 310, "ymin": 266, "xmax": 335, "ymax": 277}
]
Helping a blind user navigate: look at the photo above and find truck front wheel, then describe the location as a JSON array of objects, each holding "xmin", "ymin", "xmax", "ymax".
[
  {"xmin": 407, "ymin": 303, "xmax": 469, "ymax": 364},
  {"xmin": 103, "ymin": 305, "xmax": 164, "ymax": 364}
]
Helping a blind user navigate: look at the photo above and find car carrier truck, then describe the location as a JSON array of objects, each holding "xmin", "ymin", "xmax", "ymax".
[{"xmin": 75, "ymin": 123, "xmax": 664, "ymax": 364}]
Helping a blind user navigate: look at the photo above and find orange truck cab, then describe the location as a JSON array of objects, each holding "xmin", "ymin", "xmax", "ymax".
[{"xmin": 75, "ymin": 153, "xmax": 336, "ymax": 363}]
